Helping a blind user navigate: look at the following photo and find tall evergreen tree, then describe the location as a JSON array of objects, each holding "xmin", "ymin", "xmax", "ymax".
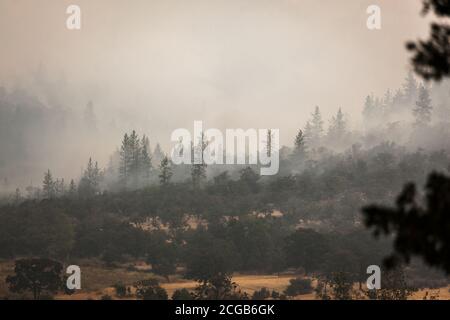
[
  {"xmin": 159, "ymin": 156, "xmax": 173, "ymax": 186},
  {"xmin": 128, "ymin": 130, "xmax": 141, "ymax": 188},
  {"xmin": 191, "ymin": 134, "xmax": 207, "ymax": 189},
  {"xmin": 119, "ymin": 131, "xmax": 154, "ymax": 188},
  {"xmin": 380, "ymin": 89, "xmax": 393, "ymax": 118},
  {"xmin": 153, "ymin": 143, "xmax": 165, "ymax": 167},
  {"xmin": 413, "ymin": 85, "xmax": 433, "ymax": 126},
  {"xmin": 392, "ymin": 89, "xmax": 404, "ymax": 108},
  {"xmin": 311, "ymin": 106, "xmax": 324, "ymax": 136},
  {"xmin": 87, "ymin": 158, "xmax": 100, "ymax": 189},
  {"xmin": 79, "ymin": 158, "xmax": 101, "ymax": 197},
  {"xmin": 362, "ymin": 94, "xmax": 386, "ymax": 126},
  {"xmin": 42, "ymin": 169, "xmax": 55, "ymax": 199},
  {"xmin": 106, "ymin": 155, "xmax": 115, "ymax": 178},
  {"xmin": 119, "ymin": 133, "xmax": 131, "ymax": 188},
  {"xmin": 191, "ymin": 163, "xmax": 207, "ymax": 189},
  {"xmin": 402, "ymin": 71, "xmax": 418, "ymax": 103},
  {"xmin": 294, "ymin": 129, "xmax": 306, "ymax": 155},
  {"xmin": 68, "ymin": 179, "xmax": 77, "ymax": 196},
  {"xmin": 55, "ymin": 178, "xmax": 65, "ymax": 197},
  {"xmin": 303, "ymin": 121, "xmax": 313, "ymax": 148},
  {"xmin": 94, "ymin": 162, "xmax": 101, "ymax": 190},
  {"xmin": 309, "ymin": 106, "xmax": 324, "ymax": 145},
  {"xmin": 327, "ymin": 108, "xmax": 347, "ymax": 141},
  {"xmin": 140, "ymin": 135, "xmax": 152, "ymax": 180}
]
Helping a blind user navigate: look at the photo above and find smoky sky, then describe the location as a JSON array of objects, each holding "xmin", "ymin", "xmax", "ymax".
[{"xmin": 0, "ymin": 0, "xmax": 429, "ymax": 150}]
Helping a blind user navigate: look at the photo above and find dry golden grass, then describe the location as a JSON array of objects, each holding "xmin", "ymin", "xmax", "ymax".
[
  {"xmin": 162, "ymin": 274, "xmax": 296, "ymax": 298},
  {"xmin": 1, "ymin": 260, "xmax": 449, "ymax": 300},
  {"xmin": 0, "ymin": 260, "xmax": 14, "ymax": 298},
  {"xmin": 411, "ymin": 286, "xmax": 450, "ymax": 300}
]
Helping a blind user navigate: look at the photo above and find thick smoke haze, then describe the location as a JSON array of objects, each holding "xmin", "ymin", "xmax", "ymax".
[{"xmin": 0, "ymin": 0, "xmax": 430, "ymax": 187}]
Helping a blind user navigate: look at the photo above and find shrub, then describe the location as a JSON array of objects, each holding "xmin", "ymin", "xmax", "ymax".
[
  {"xmin": 271, "ymin": 290, "xmax": 280, "ymax": 299},
  {"xmin": 172, "ymin": 288, "xmax": 194, "ymax": 300},
  {"xmin": 113, "ymin": 282, "xmax": 127, "ymax": 297},
  {"xmin": 252, "ymin": 287, "xmax": 271, "ymax": 300},
  {"xmin": 284, "ymin": 278, "xmax": 313, "ymax": 297},
  {"xmin": 134, "ymin": 279, "xmax": 168, "ymax": 300}
]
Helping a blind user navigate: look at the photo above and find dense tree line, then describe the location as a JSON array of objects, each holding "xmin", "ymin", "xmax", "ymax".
[{"xmin": 1, "ymin": 114, "xmax": 450, "ymax": 292}]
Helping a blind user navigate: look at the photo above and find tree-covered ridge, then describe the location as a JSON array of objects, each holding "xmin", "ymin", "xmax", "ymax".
[{"xmin": 1, "ymin": 137, "xmax": 449, "ymax": 289}]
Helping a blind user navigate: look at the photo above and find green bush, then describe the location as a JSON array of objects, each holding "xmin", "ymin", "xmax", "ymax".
[
  {"xmin": 252, "ymin": 287, "xmax": 271, "ymax": 300},
  {"xmin": 172, "ymin": 288, "xmax": 193, "ymax": 300},
  {"xmin": 135, "ymin": 279, "xmax": 168, "ymax": 300},
  {"xmin": 284, "ymin": 278, "xmax": 313, "ymax": 297}
]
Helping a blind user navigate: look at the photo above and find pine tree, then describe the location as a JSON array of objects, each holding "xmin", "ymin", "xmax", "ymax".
[
  {"xmin": 393, "ymin": 89, "xmax": 403, "ymax": 106},
  {"xmin": 153, "ymin": 143, "xmax": 165, "ymax": 167},
  {"xmin": 94, "ymin": 161, "xmax": 101, "ymax": 190},
  {"xmin": 335, "ymin": 108, "xmax": 346, "ymax": 133},
  {"xmin": 106, "ymin": 155, "xmax": 115, "ymax": 179},
  {"xmin": 129, "ymin": 130, "xmax": 141, "ymax": 187},
  {"xmin": 309, "ymin": 106, "xmax": 324, "ymax": 145},
  {"xmin": 69, "ymin": 179, "xmax": 77, "ymax": 196},
  {"xmin": 191, "ymin": 163, "xmax": 206, "ymax": 188},
  {"xmin": 191, "ymin": 134, "xmax": 207, "ymax": 189},
  {"xmin": 119, "ymin": 133, "xmax": 131, "ymax": 188},
  {"xmin": 140, "ymin": 135, "xmax": 152, "ymax": 180},
  {"xmin": 363, "ymin": 95, "xmax": 374, "ymax": 121},
  {"xmin": 382, "ymin": 89, "xmax": 392, "ymax": 115},
  {"xmin": 403, "ymin": 71, "xmax": 418, "ymax": 103},
  {"xmin": 312, "ymin": 106, "xmax": 324, "ymax": 135},
  {"xmin": 42, "ymin": 169, "xmax": 55, "ymax": 199},
  {"xmin": 55, "ymin": 178, "xmax": 65, "ymax": 197},
  {"xmin": 362, "ymin": 94, "xmax": 386, "ymax": 126},
  {"xmin": 79, "ymin": 158, "xmax": 101, "ymax": 196},
  {"xmin": 86, "ymin": 158, "xmax": 96, "ymax": 184},
  {"xmin": 159, "ymin": 156, "xmax": 173, "ymax": 186},
  {"xmin": 303, "ymin": 121, "xmax": 314, "ymax": 150},
  {"xmin": 119, "ymin": 131, "xmax": 154, "ymax": 188},
  {"xmin": 294, "ymin": 129, "xmax": 306, "ymax": 155},
  {"xmin": 413, "ymin": 85, "xmax": 433, "ymax": 126},
  {"xmin": 25, "ymin": 184, "xmax": 35, "ymax": 199},
  {"xmin": 327, "ymin": 108, "xmax": 346, "ymax": 141}
]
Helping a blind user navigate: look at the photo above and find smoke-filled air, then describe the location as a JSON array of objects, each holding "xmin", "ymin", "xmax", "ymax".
[{"xmin": 0, "ymin": 0, "xmax": 449, "ymax": 302}]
